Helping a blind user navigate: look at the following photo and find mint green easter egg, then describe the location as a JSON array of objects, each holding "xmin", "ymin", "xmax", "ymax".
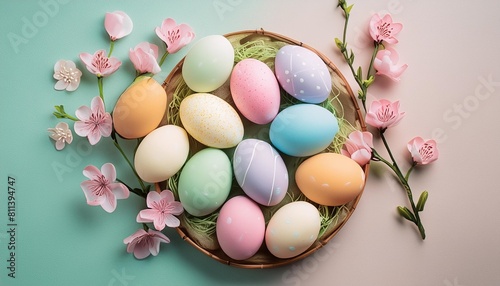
[{"xmin": 178, "ymin": 148, "xmax": 232, "ymax": 217}]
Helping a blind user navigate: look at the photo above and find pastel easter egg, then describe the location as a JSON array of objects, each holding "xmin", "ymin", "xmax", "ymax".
[
  {"xmin": 182, "ymin": 35, "xmax": 235, "ymax": 92},
  {"xmin": 230, "ymin": 59, "xmax": 280, "ymax": 124},
  {"xmin": 269, "ymin": 104, "xmax": 338, "ymax": 157},
  {"xmin": 295, "ymin": 153, "xmax": 365, "ymax": 206},
  {"xmin": 112, "ymin": 76, "xmax": 167, "ymax": 139},
  {"xmin": 178, "ymin": 148, "xmax": 232, "ymax": 217},
  {"xmin": 216, "ymin": 196, "xmax": 265, "ymax": 260},
  {"xmin": 179, "ymin": 93, "xmax": 244, "ymax": 148},
  {"xmin": 233, "ymin": 139, "xmax": 288, "ymax": 206},
  {"xmin": 275, "ymin": 45, "xmax": 332, "ymax": 103},
  {"xmin": 265, "ymin": 201, "xmax": 321, "ymax": 259},
  {"xmin": 134, "ymin": 125, "xmax": 189, "ymax": 183}
]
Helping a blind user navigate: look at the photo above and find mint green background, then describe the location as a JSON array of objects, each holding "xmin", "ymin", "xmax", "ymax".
[
  {"xmin": 4, "ymin": 1, "xmax": 500, "ymax": 286},
  {"xmin": 0, "ymin": 1, "xmax": 296, "ymax": 285}
]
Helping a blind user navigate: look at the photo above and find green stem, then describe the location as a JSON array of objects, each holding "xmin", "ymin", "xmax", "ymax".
[
  {"xmin": 379, "ymin": 130, "xmax": 400, "ymax": 172},
  {"xmin": 377, "ymin": 131, "xmax": 426, "ymax": 239},
  {"xmin": 341, "ymin": 6, "xmax": 349, "ymax": 48},
  {"xmin": 116, "ymin": 178, "xmax": 147, "ymax": 199},
  {"xmin": 405, "ymin": 162, "xmax": 417, "ymax": 181},
  {"xmin": 361, "ymin": 97, "xmax": 367, "ymax": 111},
  {"xmin": 112, "ymin": 136, "xmax": 147, "ymax": 192},
  {"xmin": 97, "ymin": 77, "xmax": 104, "ymax": 102},
  {"xmin": 367, "ymin": 42, "xmax": 381, "ymax": 79},
  {"xmin": 59, "ymin": 113, "xmax": 79, "ymax": 121},
  {"xmin": 158, "ymin": 51, "xmax": 169, "ymax": 66},
  {"xmin": 108, "ymin": 40, "xmax": 115, "ymax": 57},
  {"xmin": 337, "ymin": 2, "xmax": 369, "ymax": 111}
]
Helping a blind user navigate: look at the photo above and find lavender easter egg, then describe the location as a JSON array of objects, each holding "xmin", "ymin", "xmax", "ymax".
[
  {"xmin": 275, "ymin": 45, "xmax": 332, "ymax": 103},
  {"xmin": 233, "ymin": 139, "xmax": 288, "ymax": 206},
  {"xmin": 230, "ymin": 59, "xmax": 280, "ymax": 124}
]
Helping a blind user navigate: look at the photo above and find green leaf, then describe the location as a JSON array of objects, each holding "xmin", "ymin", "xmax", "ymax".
[
  {"xmin": 334, "ymin": 38, "xmax": 343, "ymax": 50},
  {"xmin": 363, "ymin": 75, "xmax": 375, "ymax": 87},
  {"xmin": 356, "ymin": 66, "xmax": 362, "ymax": 79},
  {"xmin": 357, "ymin": 90, "xmax": 364, "ymax": 100},
  {"xmin": 348, "ymin": 50, "xmax": 355, "ymax": 64},
  {"xmin": 53, "ymin": 105, "xmax": 65, "ymax": 118},
  {"xmin": 416, "ymin": 191, "xmax": 429, "ymax": 212},
  {"xmin": 345, "ymin": 4, "xmax": 354, "ymax": 14},
  {"xmin": 54, "ymin": 105, "xmax": 65, "ymax": 113},
  {"xmin": 397, "ymin": 206, "xmax": 415, "ymax": 222}
]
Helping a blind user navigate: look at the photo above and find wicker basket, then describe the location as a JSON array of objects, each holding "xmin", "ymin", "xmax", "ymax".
[{"xmin": 161, "ymin": 29, "xmax": 368, "ymax": 269}]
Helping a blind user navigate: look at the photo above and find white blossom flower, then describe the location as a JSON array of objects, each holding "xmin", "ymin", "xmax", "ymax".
[
  {"xmin": 48, "ymin": 122, "xmax": 73, "ymax": 150},
  {"xmin": 53, "ymin": 60, "xmax": 82, "ymax": 91}
]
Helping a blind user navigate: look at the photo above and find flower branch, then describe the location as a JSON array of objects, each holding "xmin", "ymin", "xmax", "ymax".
[
  {"xmin": 48, "ymin": 11, "xmax": 194, "ymax": 259},
  {"xmin": 337, "ymin": 0, "xmax": 438, "ymax": 240}
]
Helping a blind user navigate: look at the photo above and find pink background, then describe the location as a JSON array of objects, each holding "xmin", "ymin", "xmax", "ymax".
[
  {"xmin": 1, "ymin": 0, "xmax": 499, "ymax": 285},
  {"xmin": 259, "ymin": 1, "xmax": 500, "ymax": 285}
]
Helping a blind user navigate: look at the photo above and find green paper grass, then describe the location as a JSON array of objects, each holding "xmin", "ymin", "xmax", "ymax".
[{"xmin": 166, "ymin": 37, "xmax": 360, "ymax": 250}]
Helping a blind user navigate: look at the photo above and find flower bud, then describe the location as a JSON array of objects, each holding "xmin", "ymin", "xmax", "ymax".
[
  {"xmin": 397, "ymin": 206, "xmax": 415, "ymax": 222},
  {"xmin": 416, "ymin": 191, "xmax": 429, "ymax": 212}
]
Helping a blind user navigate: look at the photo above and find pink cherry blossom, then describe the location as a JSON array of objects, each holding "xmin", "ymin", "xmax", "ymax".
[
  {"xmin": 104, "ymin": 11, "xmax": 133, "ymax": 41},
  {"xmin": 136, "ymin": 190, "xmax": 183, "ymax": 231},
  {"xmin": 369, "ymin": 13, "xmax": 403, "ymax": 44},
  {"xmin": 80, "ymin": 163, "xmax": 129, "ymax": 213},
  {"xmin": 365, "ymin": 99, "xmax": 405, "ymax": 130},
  {"xmin": 341, "ymin": 130, "xmax": 373, "ymax": 166},
  {"xmin": 373, "ymin": 47, "xmax": 408, "ymax": 82},
  {"xmin": 123, "ymin": 228, "xmax": 170, "ymax": 259},
  {"xmin": 79, "ymin": 50, "xmax": 121, "ymax": 77},
  {"xmin": 74, "ymin": 96, "xmax": 112, "ymax": 145},
  {"xmin": 407, "ymin": 137, "xmax": 439, "ymax": 165},
  {"xmin": 155, "ymin": 18, "xmax": 195, "ymax": 54},
  {"xmin": 53, "ymin": 60, "xmax": 82, "ymax": 91},
  {"xmin": 129, "ymin": 42, "xmax": 161, "ymax": 74},
  {"xmin": 47, "ymin": 122, "xmax": 73, "ymax": 150}
]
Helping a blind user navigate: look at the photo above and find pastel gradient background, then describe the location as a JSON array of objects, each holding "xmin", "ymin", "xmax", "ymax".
[{"xmin": 1, "ymin": 0, "xmax": 499, "ymax": 285}]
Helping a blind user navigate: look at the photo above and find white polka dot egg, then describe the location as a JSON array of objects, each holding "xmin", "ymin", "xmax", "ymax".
[
  {"xmin": 275, "ymin": 45, "xmax": 332, "ymax": 104},
  {"xmin": 265, "ymin": 201, "xmax": 321, "ymax": 259}
]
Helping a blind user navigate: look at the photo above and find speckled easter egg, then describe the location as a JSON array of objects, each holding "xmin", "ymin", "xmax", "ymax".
[
  {"xmin": 230, "ymin": 59, "xmax": 280, "ymax": 124},
  {"xmin": 179, "ymin": 93, "xmax": 244, "ymax": 148},
  {"xmin": 275, "ymin": 45, "xmax": 332, "ymax": 103}
]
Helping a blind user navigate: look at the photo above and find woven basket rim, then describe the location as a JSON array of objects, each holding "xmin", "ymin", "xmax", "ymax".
[{"xmin": 162, "ymin": 28, "xmax": 369, "ymax": 269}]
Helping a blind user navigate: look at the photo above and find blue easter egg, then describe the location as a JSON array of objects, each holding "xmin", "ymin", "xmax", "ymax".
[{"xmin": 269, "ymin": 104, "xmax": 338, "ymax": 157}]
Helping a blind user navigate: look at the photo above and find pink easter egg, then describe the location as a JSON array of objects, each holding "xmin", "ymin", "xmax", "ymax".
[
  {"xmin": 216, "ymin": 196, "xmax": 265, "ymax": 260},
  {"xmin": 230, "ymin": 59, "xmax": 280, "ymax": 124}
]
